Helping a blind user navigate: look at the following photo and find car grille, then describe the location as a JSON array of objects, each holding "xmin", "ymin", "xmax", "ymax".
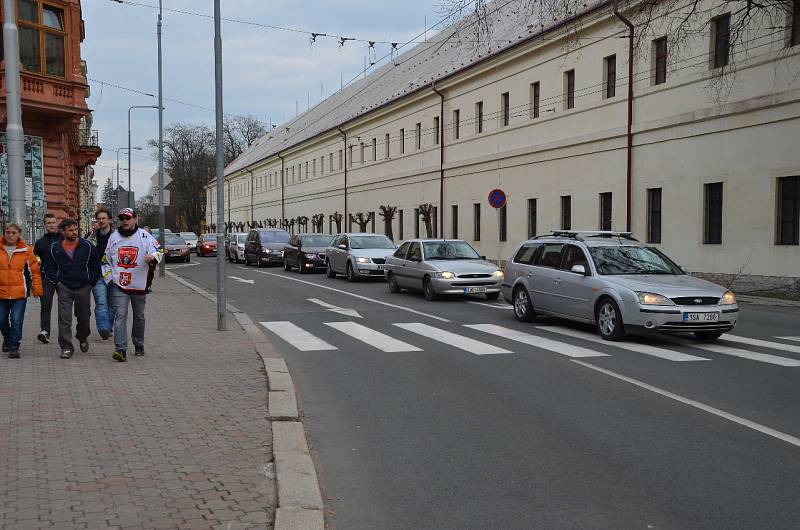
[
  {"xmin": 452, "ymin": 281, "xmax": 497, "ymax": 287},
  {"xmin": 671, "ymin": 296, "xmax": 720, "ymax": 305},
  {"xmin": 371, "ymin": 258, "xmax": 386, "ymax": 264},
  {"xmin": 658, "ymin": 321, "xmax": 733, "ymax": 331},
  {"xmin": 458, "ymin": 273, "xmax": 492, "ymax": 278}
]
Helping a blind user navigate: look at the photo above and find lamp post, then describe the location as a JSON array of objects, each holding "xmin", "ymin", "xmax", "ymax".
[
  {"xmin": 157, "ymin": 0, "xmax": 166, "ymax": 277},
  {"xmin": 214, "ymin": 0, "xmax": 226, "ymax": 331},
  {"xmin": 116, "ymin": 146, "xmax": 141, "ymax": 190},
  {"xmin": 3, "ymin": 0, "xmax": 26, "ymax": 228},
  {"xmin": 128, "ymin": 106, "xmax": 158, "ymax": 209}
]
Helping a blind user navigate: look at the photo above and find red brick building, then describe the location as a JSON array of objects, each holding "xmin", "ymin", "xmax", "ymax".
[{"xmin": 0, "ymin": 0, "xmax": 100, "ymax": 235}]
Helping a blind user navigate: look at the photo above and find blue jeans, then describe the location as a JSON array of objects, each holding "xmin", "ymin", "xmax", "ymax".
[
  {"xmin": 92, "ymin": 281, "xmax": 113, "ymax": 333},
  {"xmin": 0, "ymin": 298, "xmax": 28, "ymax": 349},
  {"xmin": 109, "ymin": 284, "xmax": 146, "ymax": 352}
]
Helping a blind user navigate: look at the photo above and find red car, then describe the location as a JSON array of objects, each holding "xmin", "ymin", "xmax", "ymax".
[{"xmin": 196, "ymin": 234, "xmax": 217, "ymax": 257}]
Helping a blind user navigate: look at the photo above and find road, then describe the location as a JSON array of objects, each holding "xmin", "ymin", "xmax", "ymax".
[{"xmin": 170, "ymin": 257, "xmax": 800, "ymax": 529}]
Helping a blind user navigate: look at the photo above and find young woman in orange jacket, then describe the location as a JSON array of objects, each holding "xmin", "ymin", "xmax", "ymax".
[{"xmin": 0, "ymin": 223, "xmax": 43, "ymax": 358}]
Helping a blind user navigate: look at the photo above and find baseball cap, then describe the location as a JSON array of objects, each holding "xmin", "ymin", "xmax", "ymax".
[{"xmin": 118, "ymin": 208, "xmax": 136, "ymax": 218}]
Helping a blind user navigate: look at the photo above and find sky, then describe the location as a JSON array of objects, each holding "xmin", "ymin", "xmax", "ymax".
[{"xmin": 83, "ymin": 0, "xmax": 446, "ymax": 199}]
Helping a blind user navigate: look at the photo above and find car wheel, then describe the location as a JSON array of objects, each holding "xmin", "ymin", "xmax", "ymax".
[
  {"xmin": 512, "ymin": 286, "xmax": 536, "ymax": 322},
  {"xmin": 236, "ymin": 252, "xmax": 243, "ymax": 264},
  {"xmin": 185, "ymin": 255, "xmax": 190, "ymax": 263},
  {"xmin": 257, "ymin": 254, "xmax": 265, "ymax": 268},
  {"xmin": 346, "ymin": 262, "xmax": 358, "ymax": 282},
  {"xmin": 694, "ymin": 331, "xmax": 724, "ymax": 341},
  {"xmin": 423, "ymin": 276, "xmax": 437, "ymax": 301},
  {"xmin": 326, "ymin": 261, "xmax": 336, "ymax": 278},
  {"xmin": 298, "ymin": 257, "xmax": 307, "ymax": 274},
  {"xmin": 596, "ymin": 298, "xmax": 626, "ymax": 341},
  {"xmin": 283, "ymin": 258, "xmax": 292, "ymax": 271},
  {"xmin": 485, "ymin": 292, "xmax": 500, "ymax": 300},
  {"xmin": 387, "ymin": 272, "xmax": 401, "ymax": 293}
]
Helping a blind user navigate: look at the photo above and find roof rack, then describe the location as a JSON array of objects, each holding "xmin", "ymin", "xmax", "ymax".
[{"xmin": 533, "ymin": 230, "xmax": 639, "ymax": 242}]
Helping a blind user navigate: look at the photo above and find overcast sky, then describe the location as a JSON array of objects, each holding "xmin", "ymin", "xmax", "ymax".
[{"xmin": 83, "ymin": 0, "xmax": 444, "ymax": 198}]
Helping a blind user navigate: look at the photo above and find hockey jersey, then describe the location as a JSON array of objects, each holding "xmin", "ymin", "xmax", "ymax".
[{"xmin": 103, "ymin": 228, "xmax": 163, "ymax": 293}]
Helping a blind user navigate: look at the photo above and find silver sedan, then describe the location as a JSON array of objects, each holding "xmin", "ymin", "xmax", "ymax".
[{"xmin": 384, "ymin": 239, "xmax": 504, "ymax": 300}]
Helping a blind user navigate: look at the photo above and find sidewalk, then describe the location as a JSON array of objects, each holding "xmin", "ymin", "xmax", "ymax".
[{"xmin": 0, "ymin": 275, "xmax": 276, "ymax": 529}]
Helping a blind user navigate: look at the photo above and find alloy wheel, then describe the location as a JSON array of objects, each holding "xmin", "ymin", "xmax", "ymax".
[{"xmin": 598, "ymin": 302, "xmax": 616, "ymax": 336}]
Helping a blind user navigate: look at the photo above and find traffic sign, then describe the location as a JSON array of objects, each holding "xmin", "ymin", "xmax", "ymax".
[{"xmin": 488, "ymin": 188, "xmax": 507, "ymax": 209}]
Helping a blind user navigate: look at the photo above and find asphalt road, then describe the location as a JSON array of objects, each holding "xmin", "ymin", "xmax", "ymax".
[{"xmin": 171, "ymin": 257, "xmax": 800, "ymax": 529}]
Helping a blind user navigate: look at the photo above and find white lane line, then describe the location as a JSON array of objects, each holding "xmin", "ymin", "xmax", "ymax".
[
  {"xmin": 308, "ymin": 298, "xmax": 362, "ymax": 318},
  {"xmin": 325, "ymin": 322, "xmax": 421, "ymax": 352},
  {"xmin": 246, "ymin": 268, "xmax": 450, "ymax": 322},
  {"xmin": 777, "ymin": 336, "xmax": 800, "ymax": 343},
  {"xmin": 692, "ymin": 343, "xmax": 800, "ymax": 367},
  {"xmin": 718, "ymin": 334, "xmax": 800, "ymax": 355},
  {"xmin": 260, "ymin": 321, "xmax": 337, "ymax": 351},
  {"xmin": 534, "ymin": 326, "xmax": 710, "ymax": 362},
  {"xmin": 572, "ymin": 360, "xmax": 800, "ymax": 448},
  {"xmin": 465, "ymin": 324, "xmax": 608, "ymax": 358},
  {"xmin": 393, "ymin": 323, "xmax": 512, "ymax": 355},
  {"xmin": 468, "ymin": 301, "xmax": 513, "ymax": 310}
]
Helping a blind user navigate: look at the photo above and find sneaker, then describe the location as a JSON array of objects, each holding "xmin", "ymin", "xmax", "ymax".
[
  {"xmin": 134, "ymin": 347, "xmax": 145, "ymax": 357},
  {"xmin": 8, "ymin": 348, "xmax": 20, "ymax": 359},
  {"xmin": 37, "ymin": 331, "xmax": 49, "ymax": 344},
  {"xmin": 80, "ymin": 341, "xmax": 89, "ymax": 353},
  {"xmin": 2, "ymin": 342, "xmax": 9, "ymax": 353},
  {"xmin": 60, "ymin": 349, "xmax": 73, "ymax": 359},
  {"xmin": 112, "ymin": 350, "xmax": 127, "ymax": 363},
  {"xmin": 99, "ymin": 330, "xmax": 112, "ymax": 340}
]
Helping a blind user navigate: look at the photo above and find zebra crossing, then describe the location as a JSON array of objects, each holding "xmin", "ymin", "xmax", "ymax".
[{"xmin": 258, "ymin": 318, "xmax": 800, "ymax": 368}]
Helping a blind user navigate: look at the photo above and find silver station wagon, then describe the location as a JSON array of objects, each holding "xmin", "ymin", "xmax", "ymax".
[
  {"xmin": 502, "ymin": 231, "xmax": 739, "ymax": 341},
  {"xmin": 384, "ymin": 239, "xmax": 504, "ymax": 300}
]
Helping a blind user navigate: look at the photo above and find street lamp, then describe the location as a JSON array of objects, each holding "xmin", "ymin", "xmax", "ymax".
[
  {"xmin": 116, "ymin": 146, "xmax": 142, "ymax": 189},
  {"xmin": 128, "ymin": 105, "xmax": 159, "ymax": 208}
]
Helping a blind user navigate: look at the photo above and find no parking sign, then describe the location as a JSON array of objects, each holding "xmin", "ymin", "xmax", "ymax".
[{"xmin": 488, "ymin": 188, "xmax": 507, "ymax": 209}]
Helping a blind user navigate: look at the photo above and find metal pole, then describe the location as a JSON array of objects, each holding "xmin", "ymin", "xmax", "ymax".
[
  {"xmin": 157, "ymin": 0, "xmax": 166, "ymax": 277},
  {"xmin": 3, "ymin": 0, "xmax": 26, "ymax": 227},
  {"xmin": 214, "ymin": 0, "xmax": 226, "ymax": 331},
  {"xmin": 128, "ymin": 107, "xmax": 132, "ymax": 208}
]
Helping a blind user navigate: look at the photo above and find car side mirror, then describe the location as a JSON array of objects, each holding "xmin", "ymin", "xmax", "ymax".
[
  {"xmin": 480, "ymin": 255, "xmax": 486, "ymax": 260},
  {"xmin": 338, "ymin": 244, "xmax": 347, "ymax": 250},
  {"xmin": 680, "ymin": 265, "xmax": 688, "ymax": 273},
  {"xmin": 570, "ymin": 264, "xmax": 588, "ymax": 275}
]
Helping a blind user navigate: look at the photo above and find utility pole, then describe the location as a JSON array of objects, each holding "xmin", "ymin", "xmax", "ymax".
[
  {"xmin": 157, "ymin": 0, "xmax": 166, "ymax": 277},
  {"xmin": 3, "ymin": 0, "xmax": 27, "ymax": 229},
  {"xmin": 214, "ymin": 0, "xmax": 226, "ymax": 331}
]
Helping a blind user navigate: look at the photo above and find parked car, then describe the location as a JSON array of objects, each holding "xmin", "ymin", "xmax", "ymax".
[
  {"xmin": 196, "ymin": 233, "xmax": 217, "ymax": 257},
  {"xmin": 283, "ymin": 233, "xmax": 333, "ymax": 273},
  {"xmin": 384, "ymin": 239, "xmax": 503, "ymax": 300},
  {"xmin": 180, "ymin": 232, "xmax": 199, "ymax": 250},
  {"xmin": 502, "ymin": 231, "xmax": 738, "ymax": 341},
  {"xmin": 227, "ymin": 233, "xmax": 247, "ymax": 263},
  {"xmin": 244, "ymin": 228, "xmax": 291, "ymax": 266},
  {"xmin": 325, "ymin": 233, "xmax": 396, "ymax": 281},
  {"xmin": 163, "ymin": 234, "xmax": 191, "ymax": 263}
]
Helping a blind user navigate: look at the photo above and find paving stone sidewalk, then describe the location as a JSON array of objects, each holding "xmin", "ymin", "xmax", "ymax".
[{"xmin": 0, "ymin": 274, "xmax": 276, "ymax": 529}]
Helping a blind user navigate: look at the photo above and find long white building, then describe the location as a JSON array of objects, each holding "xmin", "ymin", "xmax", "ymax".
[{"xmin": 208, "ymin": 0, "xmax": 800, "ymax": 294}]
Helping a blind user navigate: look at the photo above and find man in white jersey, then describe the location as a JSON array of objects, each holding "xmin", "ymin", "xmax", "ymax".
[{"xmin": 103, "ymin": 208, "xmax": 163, "ymax": 362}]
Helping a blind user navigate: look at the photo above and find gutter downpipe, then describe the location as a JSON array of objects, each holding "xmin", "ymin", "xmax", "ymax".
[
  {"xmin": 337, "ymin": 127, "xmax": 348, "ymax": 228},
  {"xmin": 248, "ymin": 169, "xmax": 254, "ymax": 225},
  {"xmin": 613, "ymin": 0, "xmax": 634, "ymax": 232},
  {"xmin": 277, "ymin": 154, "xmax": 285, "ymax": 225},
  {"xmin": 432, "ymin": 83, "xmax": 445, "ymax": 238}
]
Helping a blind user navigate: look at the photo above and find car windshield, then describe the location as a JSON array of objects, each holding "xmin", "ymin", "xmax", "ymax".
[
  {"xmin": 164, "ymin": 235, "xmax": 185, "ymax": 245},
  {"xmin": 422, "ymin": 241, "xmax": 480, "ymax": 260},
  {"xmin": 181, "ymin": 233, "xmax": 197, "ymax": 239},
  {"xmin": 301, "ymin": 235, "xmax": 333, "ymax": 247},
  {"xmin": 237, "ymin": 234, "xmax": 247, "ymax": 243},
  {"xmin": 201, "ymin": 236, "xmax": 216, "ymax": 243},
  {"xmin": 588, "ymin": 246, "xmax": 683, "ymax": 275},
  {"xmin": 260, "ymin": 231, "xmax": 290, "ymax": 244},
  {"xmin": 349, "ymin": 236, "xmax": 395, "ymax": 249}
]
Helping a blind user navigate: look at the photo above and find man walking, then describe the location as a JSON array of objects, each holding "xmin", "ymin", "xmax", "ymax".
[
  {"xmin": 103, "ymin": 208, "xmax": 162, "ymax": 362},
  {"xmin": 45, "ymin": 219, "xmax": 101, "ymax": 359},
  {"xmin": 87, "ymin": 208, "xmax": 114, "ymax": 339},
  {"xmin": 34, "ymin": 213, "xmax": 62, "ymax": 344}
]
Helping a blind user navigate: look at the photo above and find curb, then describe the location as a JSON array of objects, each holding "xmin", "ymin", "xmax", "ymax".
[
  {"xmin": 736, "ymin": 294, "xmax": 800, "ymax": 308},
  {"xmin": 166, "ymin": 271, "xmax": 324, "ymax": 530}
]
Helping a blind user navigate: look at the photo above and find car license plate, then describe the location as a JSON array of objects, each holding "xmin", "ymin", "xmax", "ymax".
[
  {"xmin": 464, "ymin": 287, "xmax": 487, "ymax": 294},
  {"xmin": 377, "ymin": 265, "xmax": 384, "ymax": 270},
  {"xmin": 683, "ymin": 312, "xmax": 719, "ymax": 322}
]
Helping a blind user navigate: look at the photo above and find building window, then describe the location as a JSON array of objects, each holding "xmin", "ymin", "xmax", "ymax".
[
  {"xmin": 777, "ymin": 176, "xmax": 800, "ymax": 245},
  {"xmin": 398, "ymin": 209, "xmax": 404, "ymax": 240},
  {"xmin": 329, "ymin": 153, "xmax": 333, "ymax": 172},
  {"xmin": 792, "ymin": 0, "xmax": 800, "ymax": 47},
  {"xmin": 604, "ymin": 55, "xmax": 616, "ymax": 98},
  {"xmin": 527, "ymin": 199, "xmax": 537, "ymax": 238},
  {"xmin": 653, "ymin": 37, "xmax": 667, "ymax": 85},
  {"xmin": 561, "ymin": 195, "xmax": 572, "ymax": 230},
  {"xmin": 359, "ymin": 142, "xmax": 365, "ymax": 164},
  {"xmin": 338, "ymin": 150, "xmax": 343, "ymax": 170},
  {"xmin": 433, "ymin": 116, "xmax": 440, "ymax": 145},
  {"xmin": 320, "ymin": 156, "xmax": 324, "ymax": 174},
  {"xmin": 704, "ymin": 182, "xmax": 723, "ymax": 244},
  {"xmin": 453, "ymin": 109, "xmax": 460, "ymax": 139},
  {"xmin": 348, "ymin": 145, "xmax": 353, "ymax": 167},
  {"xmin": 712, "ymin": 14, "xmax": 731, "ymax": 69},
  {"xmin": 415, "ymin": 122, "xmax": 422, "ymax": 150},
  {"xmin": 16, "ymin": 1, "xmax": 65, "ymax": 77},
  {"xmin": 384, "ymin": 133, "xmax": 390, "ymax": 158},
  {"xmin": 564, "ymin": 70, "xmax": 575, "ymax": 110},
  {"xmin": 414, "ymin": 208, "xmax": 420, "ymax": 238},
  {"xmin": 475, "ymin": 101, "xmax": 484, "ymax": 133},
  {"xmin": 599, "ymin": 192, "xmax": 613, "ymax": 230},
  {"xmin": 473, "ymin": 203, "xmax": 481, "ymax": 241},
  {"xmin": 647, "ymin": 188, "xmax": 662, "ymax": 244},
  {"xmin": 372, "ymin": 138, "xmax": 377, "ymax": 161},
  {"xmin": 400, "ymin": 128, "xmax": 405, "ymax": 153},
  {"xmin": 530, "ymin": 82, "xmax": 540, "ymax": 119},
  {"xmin": 451, "ymin": 205, "xmax": 458, "ymax": 238},
  {"xmin": 500, "ymin": 92, "xmax": 510, "ymax": 127},
  {"xmin": 499, "ymin": 205, "xmax": 507, "ymax": 241},
  {"xmin": 312, "ymin": 159, "xmax": 316, "ymax": 177}
]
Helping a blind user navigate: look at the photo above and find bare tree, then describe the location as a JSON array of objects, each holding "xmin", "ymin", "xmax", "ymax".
[
  {"xmin": 349, "ymin": 212, "xmax": 373, "ymax": 232},
  {"xmin": 419, "ymin": 203, "xmax": 436, "ymax": 238},
  {"xmin": 283, "ymin": 218, "xmax": 296, "ymax": 233},
  {"xmin": 296, "ymin": 215, "xmax": 309, "ymax": 233},
  {"xmin": 266, "ymin": 218, "xmax": 279, "ymax": 228},
  {"xmin": 223, "ymin": 115, "xmax": 269, "ymax": 164},
  {"xmin": 311, "ymin": 213, "xmax": 325, "ymax": 232},
  {"xmin": 378, "ymin": 205, "xmax": 398, "ymax": 241},
  {"xmin": 99, "ymin": 178, "xmax": 118, "ymax": 215},
  {"xmin": 330, "ymin": 212, "xmax": 344, "ymax": 233}
]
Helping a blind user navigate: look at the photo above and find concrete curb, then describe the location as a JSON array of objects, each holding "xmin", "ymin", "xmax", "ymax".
[
  {"xmin": 166, "ymin": 271, "xmax": 324, "ymax": 530},
  {"xmin": 737, "ymin": 294, "xmax": 800, "ymax": 308}
]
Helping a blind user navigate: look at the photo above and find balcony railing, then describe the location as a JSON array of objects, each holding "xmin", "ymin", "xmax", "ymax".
[{"xmin": 79, "ymin": 128, "xmax": 99, "ymax": 148}]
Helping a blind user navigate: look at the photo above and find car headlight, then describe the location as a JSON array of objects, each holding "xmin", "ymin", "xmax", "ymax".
[
  {"xmin": 263, "ymin": 249, "xmax": 272, "ymax": 254},
  {"xmin": 438, "ymin": 271, "xmax": 455, "ymax": 279},
  {"xmin": 721, "ymin": 290, "xmax": 736, "ymax": 305},
  {"xmin": 356, "ymin": 257, "xmax": 371, "ymax": 264},
  {"xmin": 492, "ymin": 270, "xmax": 504, "ymax": 278},
  {"xmin": 636, "ymin": 292, "xmax": 675, "ymax": 306}
]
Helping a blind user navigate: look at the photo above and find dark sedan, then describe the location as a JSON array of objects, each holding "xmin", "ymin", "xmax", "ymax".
[
  {"xmin": 283, "ymin": 233, "xmax": 333, "ymax": 273},
  {"xmin": 164, "ymin": 234, "xmax": 191, "ymax": 263},
  {"xmin": 196, "ymin": 233, "xmax": 217, "ymax": 257},
  {"xmin": 244, "ymin": 228, "xmax": 291, "ymax": 266}
]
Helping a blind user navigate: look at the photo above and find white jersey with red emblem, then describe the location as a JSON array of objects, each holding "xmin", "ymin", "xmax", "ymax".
[{"xmin": 103, "ymin": 228, "xmax": 163, "ymax": 293}]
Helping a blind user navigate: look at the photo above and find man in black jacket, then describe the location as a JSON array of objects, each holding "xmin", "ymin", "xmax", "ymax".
[
  {"xmin": 33, "ymin": 213, "xmax": 62, "ymax": 344},
  {"xmin": 45, "ymin": 219, "xmax": 101, "ymax": 359}
]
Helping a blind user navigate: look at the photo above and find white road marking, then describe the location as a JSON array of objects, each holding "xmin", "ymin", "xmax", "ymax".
[
  {"xmin": 467, "ymin": 301, "xmax": 513, "ymax": 310},
  {"xmin": 259, "ymin": 321, "xmax": 337, "ymax": 351},
  {"xmin": 393, "ymin": 323, "xmax": 511, "ymax": 355},
  {"xmin": 718, "ymin": 334, "xmax": 800, "ymax": 355},
  {"xmin": 308, "ymin": 298, "xmax": 362, "ymax": 319},
  {"xmin": 465, "ymin": 324, "xmax": 608, "ymax": 358},
  {"xmin": 227, "ymin": 275, "xmax": 255, "ymax": 284},
  {"xmin": 325, "ymin": 322, "xmax": 421, "ymax": 352},
  {"xmin": 692, "ymin": 343, "xmax": 800, "ymax": 367},
  {"xmin": 776, "ymin": 336, "xmax": 800, "ymax": 343},
  {"xmin": 534, "ymin": 326, "xmax": 710, "ymax": 362},
  {"xmin": 572, "ymin": 360, "xmax": 800, "ymax": 448},
  {"xmin": 246, "ymin": 268, "xmax": 450, "ymax": 322}
]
